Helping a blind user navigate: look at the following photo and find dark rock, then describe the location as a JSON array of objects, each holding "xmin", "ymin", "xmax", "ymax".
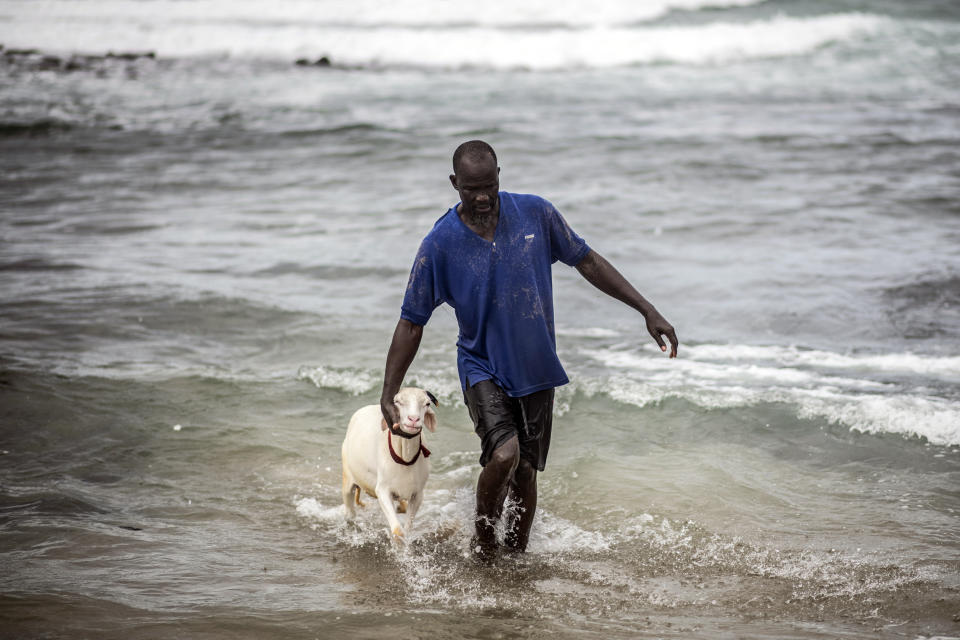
[
  {"xmin": 4, "ymin": 48, "xmax": 39, "ymax": 57},
  {"xmin": 1, "ymin": 46, "xmax": 159, "ymax": 74},
  {"xmin": 106, "ymin": 51, "xmax": 156, "ymax": 60},
  {"xmin": 295, "ymin": 56, "xmax": 333, "ymax": 68},
  {"xmin": 64, "ymin": 58, "xmax": 89, "ymax": 72},
  {"xmin": 37, "ymin": 55, "xmax": 62, "ymax": 70}
]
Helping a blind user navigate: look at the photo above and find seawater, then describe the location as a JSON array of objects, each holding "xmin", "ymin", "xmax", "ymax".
[{"xmin": 1, "ymin": 0, "xmax": 959, "ymax": 638}]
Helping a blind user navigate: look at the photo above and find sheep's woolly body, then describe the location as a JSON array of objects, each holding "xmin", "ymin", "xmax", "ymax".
[{"xmin": 340, "ymin": 387, "xmax": 436, "ymax": 539}]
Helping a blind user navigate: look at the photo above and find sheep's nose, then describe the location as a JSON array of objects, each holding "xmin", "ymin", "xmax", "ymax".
[{"xmin": 407, "ymin": 416, "xmax": 420, "ymax": 424}]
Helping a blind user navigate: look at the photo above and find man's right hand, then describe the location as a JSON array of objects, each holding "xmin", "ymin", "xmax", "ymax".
[{"xmin": 380, "ymin": 393, "xmax": 399, "ymax": 430}]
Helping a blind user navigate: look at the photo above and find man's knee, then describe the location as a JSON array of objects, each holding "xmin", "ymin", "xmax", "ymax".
[{"xmin": 488, "ymin": 437, "xmax": 520, "ymax": 474}]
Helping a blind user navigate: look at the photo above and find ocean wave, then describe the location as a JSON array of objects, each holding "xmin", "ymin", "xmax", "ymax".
[
  {"xmin": 589, "ymin": 376, "xmax": 960, "ymax": 446},
  {"xmin": 297, "ymin": 364, "xmax": 377, "ymax": 396},
  {"xmin": 671, "ymin": 344, "xmax": 960, "ymax": 379},
  {"xmin": 578, "ymin": 344, "xmax": 960, "ymax": 446},
  {"xmin": 0, "ymin": 7, "xmax": 888, "ymax": 69},
  {"xmin": 0, "ymin": 0, "xmax": 769, "ymax": 32},
  {"xmin": 297, "ymin": 361, "xmax": 467, "ymax": 406},
  {"xmin": 297, "ymin": 341, "xmax": 960, "ymax": 446}
]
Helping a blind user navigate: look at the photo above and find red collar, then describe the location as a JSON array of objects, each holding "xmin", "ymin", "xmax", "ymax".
[{"xmin": 387, "ymin": 430, "xmax": 431, "ymax": 466}]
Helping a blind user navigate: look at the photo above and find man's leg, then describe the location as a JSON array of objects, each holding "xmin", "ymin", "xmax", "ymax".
[
  {"xmin": 474, "ymin": 435, "xmax": 519, "ymax": 560},
  {"xmin": 502, "ymin": 386, "xmax": 552, "ymax": 551},
  {"xmin": 503, "ymin": 457, "xmax": 537, "ymax": 551}
]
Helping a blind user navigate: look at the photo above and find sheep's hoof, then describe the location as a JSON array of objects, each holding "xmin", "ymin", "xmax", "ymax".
[
  {"xmin": 391, "ymin": 526, "xmax": 405, "ymax": 539},
  {"xmin": 396, "ymin": 499, "xmax": 408, "ymax": 514}
]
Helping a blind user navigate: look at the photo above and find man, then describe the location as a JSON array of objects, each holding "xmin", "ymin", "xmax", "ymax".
[{"xmin": 380, "ymin": 140, "xmax": 678, "ymax": 562}]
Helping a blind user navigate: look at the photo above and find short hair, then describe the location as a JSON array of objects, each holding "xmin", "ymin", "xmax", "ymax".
[{"xmin": 452, "ymin": 140, "xmax": 497, "ymax": 174}]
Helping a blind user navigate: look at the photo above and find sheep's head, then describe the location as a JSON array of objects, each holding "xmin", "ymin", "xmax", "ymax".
[{"xmin": 383, "ymin": 387, "xmax": 438, "ymax": 436}]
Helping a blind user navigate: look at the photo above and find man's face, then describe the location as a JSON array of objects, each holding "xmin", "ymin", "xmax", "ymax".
[{"xmin": 450, "ymin": 156, "xmax": 500, "ymax": 218}]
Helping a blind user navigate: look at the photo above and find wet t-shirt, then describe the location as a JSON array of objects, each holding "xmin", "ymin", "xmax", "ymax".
[{"xmin": 400, "ymin": 192, "xmax": 590, "ymax": 397}]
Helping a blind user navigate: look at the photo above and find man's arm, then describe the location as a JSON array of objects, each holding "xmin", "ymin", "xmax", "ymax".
[
  {"xmin": 575, "ymin": 249, "xmax": 678, "ymax": 358},
  {"xmin": 380, "ymin": 318, "xmax": 425, "ymax": 427}
]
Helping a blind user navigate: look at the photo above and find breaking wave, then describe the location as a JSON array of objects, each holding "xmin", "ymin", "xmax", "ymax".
[
  {"xmin": 1, "ymin": 3, "xmax": 890, "ymax": 70},
  {"xmin": 300, "ymin": 342, "xmax": 960, "ymax": 446}
]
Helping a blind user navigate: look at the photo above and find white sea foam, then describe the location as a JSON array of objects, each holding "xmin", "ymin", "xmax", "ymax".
[
  {"xmin": 0, "ymin": 2, "xmax": 887, "ymax": 70},
  {"xmin": 296, "ymin": 364, "xmax": 376, "ymax": 395},
  {"xmin": 528, "ymin": 509, "xmax": 613, "ymax": 553},
  {"xmin": 794, "ymin": 389, "xmax": 960, "ymax": 447},
  {"xmin": 296, "ymin": 340, "xmax": 960, "ymax": 445},
  {"xmin": 683, "ymin": 344, "xmax": 960, "ymax": 379},
  {"xmin": 0, "ymin": 0, "xmax": 769, "ymax": 31},
  {"xmin": 404, "ymin": 367, "xmax": 466, "ymax": 407},
  {"xmin": 296, "ymin": 478, "xmax": 613, "ymax": 559},
  {"xmin": 579, "ymin": 344, "xmax": 960, "ymax": 446},
  {"xmin": 295, "ymin": 495, "xmax": 400, "ymax": 548},
  {"xmin": 556, "ymin": 327, "xmax": 621, "ymax": 338},
  {"xmin": 294, "ymin": 496, "xmax": 344, "ymax": 522}
]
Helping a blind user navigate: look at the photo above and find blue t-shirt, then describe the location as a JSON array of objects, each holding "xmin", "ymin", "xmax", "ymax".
[{"xmin": 400, "ymin": 191, "xmax": 591, "ymax": 397}]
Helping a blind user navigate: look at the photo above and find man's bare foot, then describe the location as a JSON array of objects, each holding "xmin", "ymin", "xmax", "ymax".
[{"xmin": 470, "ymin": 534, "xmax": 497, "ymax": 566}]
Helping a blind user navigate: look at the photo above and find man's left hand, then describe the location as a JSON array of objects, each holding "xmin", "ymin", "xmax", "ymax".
[{"xmin": 645, "ymin": 311, "xmax": 678, "ymax": 358}]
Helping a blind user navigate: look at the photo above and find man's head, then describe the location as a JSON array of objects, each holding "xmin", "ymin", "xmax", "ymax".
[{"xmin": 450, "ymin": 140, "xmax": 500, "ymax": 219}]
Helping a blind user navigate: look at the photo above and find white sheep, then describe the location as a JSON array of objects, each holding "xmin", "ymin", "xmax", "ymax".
[{"xmin": 341, "ymin": 387, "xmax": 437, "ymax": 539}]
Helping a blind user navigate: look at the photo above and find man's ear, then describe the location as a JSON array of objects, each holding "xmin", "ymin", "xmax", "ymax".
[{"xmin": 449, "ymin": 174, "xmax": 458, "ymax": 189}]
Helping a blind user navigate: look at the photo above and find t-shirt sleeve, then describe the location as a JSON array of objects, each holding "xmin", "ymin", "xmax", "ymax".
[
  {"xmin": 400, "ymin": 239, "xmax": 442, "ymax": 326},
  {"xmin": 545, "ymin": 200, "xmax": 591, "ymax": 266}
]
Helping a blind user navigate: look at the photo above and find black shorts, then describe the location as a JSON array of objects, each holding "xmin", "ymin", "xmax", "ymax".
[{"xmin": 464, "ymin": 379, "xmax": 555, "ymax": 472}]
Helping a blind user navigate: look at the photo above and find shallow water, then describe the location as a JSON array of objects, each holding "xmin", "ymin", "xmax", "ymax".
[{"xmin": 2, "ymin": 0, "xmax": 960, "ymax": 638}]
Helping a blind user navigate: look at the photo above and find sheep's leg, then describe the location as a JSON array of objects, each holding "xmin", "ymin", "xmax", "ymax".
[
  {"xmin": 342, "ymin": 469, "xmax": 356, "ymax": 518},
  {"xmin": 396, "ymin": 498, "xmax": 408, "ymax": 514},
  {"xmin": 405, "ymin": 492, "xmax": 423, "ymax": 535},
  {"xmin": 376, "ymin": 482, "xmax": 405, "ymax": 540}
]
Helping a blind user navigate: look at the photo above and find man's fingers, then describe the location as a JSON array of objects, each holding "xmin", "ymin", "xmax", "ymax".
[
  {"xmin": 381, "ymin": 403, "xmax": 399, "ymax": 428},
  {"xmin": 653, "ymin": 332, "xmax": 667, "ymax": 351},
  {"xmin": 646, "ymin": 315, "xmax": 678, "ymax": 358}
]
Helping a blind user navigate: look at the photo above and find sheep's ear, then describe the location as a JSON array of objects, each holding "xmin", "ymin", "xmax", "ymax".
[
  {"xmin": 424, "ymin": 406, "xmax": 437, "ymax": 432},
  {"xmin": 380, "ymin": 418, "xmax": 390, "ymax": 432},
  {"xmin": 426, "ymin": 390, "xmax": 439, "ymax": 406}
]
